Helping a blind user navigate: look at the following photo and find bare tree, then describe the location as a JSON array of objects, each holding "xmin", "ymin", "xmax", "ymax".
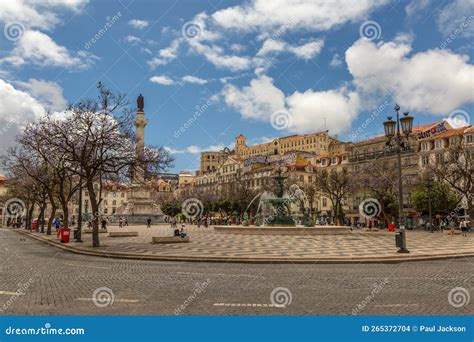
[
  {"xmin": 314, "ymin": 167, "xmax": 352, "ymax": 225},
  {"xmin": 429, "ymin": 140, "xmax": 473, "ymax": 218},
  {"xmin": 353, "ymin": 158, "xmax": 399, "ymax": 226},
  {"xmin": 32, "ymin": 83, "xmax": 173, "ymax": 246}
]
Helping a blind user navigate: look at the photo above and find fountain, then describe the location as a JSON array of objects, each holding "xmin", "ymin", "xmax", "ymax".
[{"xmin": 214, "ymin": 167, "xmax": 351, "ymax": 235}]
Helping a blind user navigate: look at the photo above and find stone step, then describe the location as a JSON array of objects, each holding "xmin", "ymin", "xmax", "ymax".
[
  {"xmin": 152, "ymin": 236, "xmax": 190, "ymax": 243},
  {"xmin": 109, "ymin": 231, "xmax": 139, "ymax": 237}
]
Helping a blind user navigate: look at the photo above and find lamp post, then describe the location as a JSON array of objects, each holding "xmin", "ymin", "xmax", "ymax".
[{"xmin": 383, "ymin": 104, "xmax": 413, "ymax": 253}]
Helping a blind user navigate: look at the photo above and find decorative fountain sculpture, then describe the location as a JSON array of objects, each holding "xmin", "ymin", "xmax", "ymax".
[{"xmin": 264, "ymin": 168, "xmax": 296, "ymax": 226}]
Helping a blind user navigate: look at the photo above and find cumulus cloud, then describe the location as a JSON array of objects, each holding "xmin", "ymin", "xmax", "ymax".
[
  {"xmin": 212, "ymin": 0, "xmax": 389, "ymax": 33},
  {"xmin": 330, "ymin": 53, "xmax": 343, "ymax": 68},
  {"xmin": 16, "ymin": 79, "xmax": 67, "ymax": 111},
  {"xmin": 2, "ymin": 30, "xmax": 97, "ymax": 69},
  {"xmin": 222, "ymin": 75, "xmax": 360, "ymax": 133},
  {"xmin": 345, "ymin": 36, "xmax": 474, "ymax": 114},
  {"xmin": 222, "ymin": 75, "xmax": 286, "ymax": 121},
  {"xmin": 257, "ymin": 39, "xmax": 324, "ymax": 60},
  {"xmin": 0, "ymin": 0, "xmax": 88, "ymax": 30},
  {"xmin": 129, "ymin": 19, "xmax": 149, "ymax": 29},
  {"xmin": 149, "ymin": 75, "xmax": 175, "ymax": 86}
]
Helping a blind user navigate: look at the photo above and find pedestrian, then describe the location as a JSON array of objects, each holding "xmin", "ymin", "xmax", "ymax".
[
  {"xmin": 180, "ymin": 223, "xmax": 187, "ymax": 238},
  {"xmin": 118, "ymin": 217, "xmax": 123, "ymax": 228},
  {"xmin": 101, "ymin": 218, "xmax": 107, "ymax": 230},
  {"xmin": 147, "ymin": 217, "xmax": 151, "ymax": 228},
  {"xmin": 54, "ymin": 217, "xmax": 61, "ymax": 231},
  {"xmin": 460, "ymin": 219, "xmax": 468, "ymax": 237},
  {"xmin": 124, "ymin": 218, "xmax": 128, "ymax": 227}
]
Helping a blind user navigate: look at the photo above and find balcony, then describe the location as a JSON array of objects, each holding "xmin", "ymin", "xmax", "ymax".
[{"xmin": 349, "ymin": 146, "xmax": 414, "ymax": 163}]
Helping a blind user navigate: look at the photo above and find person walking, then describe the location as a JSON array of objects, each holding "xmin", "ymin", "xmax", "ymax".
[
  {"xmin": 147, "ymin": 217, "xmax": 152, "ymax": 228},
  {"xmin": 101, "ymin": 218, "xmax": 107, "ymax": 230},
  {"xmin": 124, "ymin": 218, "xmax": 128, "ymax": 227},
  {"xmin": 460, "ymin": 219, "xmax": 468, "ymax": 237},
  {"xmin": 118, "ymin": 217, "xmax": 123, "ymax": 228}
]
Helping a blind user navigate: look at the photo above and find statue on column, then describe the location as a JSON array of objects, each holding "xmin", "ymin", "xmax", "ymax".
[{"xmin": 137, "ymin": 94, "xmax": 144, "ymax": 111}]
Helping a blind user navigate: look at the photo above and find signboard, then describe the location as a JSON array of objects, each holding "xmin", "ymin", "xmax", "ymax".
[{"xmin": 416, "ymin": 121, "xmax": 448, "ymax": 140}]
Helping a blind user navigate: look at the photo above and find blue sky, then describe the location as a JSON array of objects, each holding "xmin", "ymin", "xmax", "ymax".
[{"xmin": 0, "ymin": 0, "xmax": 473, "ymax": 173}]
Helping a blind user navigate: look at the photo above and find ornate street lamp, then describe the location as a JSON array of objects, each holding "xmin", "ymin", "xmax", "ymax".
[{"xmin": 384, "ymin": 104, "xmax": 413, "ymax": 253}]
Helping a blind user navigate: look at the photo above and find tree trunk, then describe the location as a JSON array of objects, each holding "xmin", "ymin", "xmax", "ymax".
[
  {"xmin": 39, "ymin": 201, "xmax": 46, "ymax": 233},
  {"xmin": 87, "ymin": 180, "xmax": 100, "ymax": 247},
  {"xmin": 47, "ymin": 206, "xmax": 56, "ymax": 235},
  {"xmin": 27, "ymin": 203, "xmax": 35, "ymax": 230}
]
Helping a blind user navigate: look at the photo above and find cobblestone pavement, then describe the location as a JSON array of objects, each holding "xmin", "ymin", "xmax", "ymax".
[
  {"xmin": 17, "ymin": 224, "xmax": 474, "ymax": 261},
  {"xmin": 0, "ymin": 228, "xmax": 473, "ymax": 315}
]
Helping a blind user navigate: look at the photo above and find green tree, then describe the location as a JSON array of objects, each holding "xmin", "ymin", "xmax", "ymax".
[
  {"xmin": 412, "ymin": 181, "xmax": 460, "ymax": 215},
  {"xmin": 160, "ymin": 200, "xmax": 182, "ymax": 218}
]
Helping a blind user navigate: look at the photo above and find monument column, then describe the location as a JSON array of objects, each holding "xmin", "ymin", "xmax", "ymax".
[{"xmin": 134, "ymin": 94, "xmax": 148, "ymax": 182}]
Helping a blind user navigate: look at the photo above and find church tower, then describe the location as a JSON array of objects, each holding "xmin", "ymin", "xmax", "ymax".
[{"xmin": 235, "ymin": 134, "xmax": 246, "ymax": 156}]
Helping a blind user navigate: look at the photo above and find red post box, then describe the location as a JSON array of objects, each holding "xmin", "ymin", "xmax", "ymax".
[
  {"xmin": 388, "ymin": 222, "xmax": 395, "ymax": 232},
  {"xmin": 31, "ymin": 220, "xmax": 38, "ymax": 232},
  {"xmin": 58, "ymin": 227, "xmax": 71, "ymax": 243}
]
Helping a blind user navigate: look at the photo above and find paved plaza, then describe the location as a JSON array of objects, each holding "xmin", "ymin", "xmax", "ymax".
[
  {"xmin": 12, "ymin": 225, "xmax": 474, "ymax": 262},
  {"xmin": 0, "ymin": 228, "xmax": 472, "ymax": 315}
]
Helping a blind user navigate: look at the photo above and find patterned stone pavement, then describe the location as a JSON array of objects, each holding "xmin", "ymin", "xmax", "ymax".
[
  {"xmin": 13, "ymin": 225, "xmax": 474, "ymax": 262},
  {"xmin": 0, "ymin": 228, "xmax": 472, "ymax": 315}
]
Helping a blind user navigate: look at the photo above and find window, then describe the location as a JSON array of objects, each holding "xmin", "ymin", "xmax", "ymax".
[
  {"xmin": 422, "ymin": 155, "xmax": 429, "ymax": 165},
  {"xmin": 435, "ymin": 154, "xmax": 443, "ymax": 163},
  {"xmin": 322, "ymin": 198, "xmax": 327, "ymax": 207},
  {"xmin": 435, "ymin": 140, "xmax": 443, "ymax": 149}
]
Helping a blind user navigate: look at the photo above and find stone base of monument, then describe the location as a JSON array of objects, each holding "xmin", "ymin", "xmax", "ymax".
[
  {"xmin": 151, "ymin": 236, "xmax": 190, "ymax": 243},
  {"xmin": 118, "ymin": 214, "xmax": 165, "ymax": 225},
  {"xmin": 214, "ymin": 225, "xmax": 351, "ymax": 235},
  {"xmin": 109, "ymin": 231, "xmax": 139, "ymax": 237},
  {"xmin": 82, "ymin": 229, "xmax": 108, "ymax": 234}
]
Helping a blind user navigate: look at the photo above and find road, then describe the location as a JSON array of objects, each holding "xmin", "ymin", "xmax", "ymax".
[{"xmin": 0, "ymin": 228, "xmax": 472, "ymax": 315}]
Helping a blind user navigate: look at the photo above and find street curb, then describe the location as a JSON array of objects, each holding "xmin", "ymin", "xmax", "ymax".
[{"xmin": 12, "ymin": 229, "xmax": 474, "ymax": 264}]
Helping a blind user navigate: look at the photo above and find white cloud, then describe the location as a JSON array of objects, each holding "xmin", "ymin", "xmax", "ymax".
[
  {"xmin": 165, "ymin": 144, "xmax": 225, "ymax": 154},
  {"xmin": 288, "ymin": 40, "xmax": 324, "ymax": 60},
  {"xmin": 124, "ymin": 35, "xmax": 141, "ymax": 44},
  {"xmin": 287, "ymin": 87, "xmax": 360, "ymax": 133},
  {"xmin": 212, "ymin": 0, "xmax": 389, "ymax": 33},
  {"xmin": 2, "ymin": 30, "xmax": 97, "ymax": 69},
  {"xmin": 0, "ymin": 79, "xmax": 46, "ymax": 125},
  {"xmin": 345, "ymin": 36, "xmax": 474, "ymax": 114},
  {"xmin": 188, "ymin": 39, "xmax": 252, "ymax": 71},
  {"xmin": 222, "ymin": 75, "xmax": 285, "ymax": 121},
  {"xmin": 405, "ymin": 0, "xmax": 431, "ymax": 17},
  {"xmin": 0, "ymin": 0, "xmax": 88, "ymax": 30},
  {"xmin": 148, "ymin": 39, "xmax": 181, "ymax": 69},
  {"xmin": 330, "ymin": 53, "xmax": 343, "ymax": 68},
  {"xmin": 222, "ymin": 75, "xmax": 360, "ymax": 134},
  {"xmin": 182, "ymin": 75, "xmax": 208, "ymax": 84},
  {"xmin": 129, "ymin": 19, "xmax": 149, "ymax": 29},
  {"xmin": 437, "ymin": 0, "xmax": 474, "ymax": 38},
  {"xmin": 149, "ymin": 75, "xmax": 175, "ymax": 86},
  {"xmin": 17, "ymin": 79, "xmax": 67, "ymax": 111}
]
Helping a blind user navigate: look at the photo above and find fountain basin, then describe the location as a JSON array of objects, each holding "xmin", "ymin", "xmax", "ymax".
[{"xmin": 214, "ymin": 225, "xmax": 351, "ymax": 235}]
